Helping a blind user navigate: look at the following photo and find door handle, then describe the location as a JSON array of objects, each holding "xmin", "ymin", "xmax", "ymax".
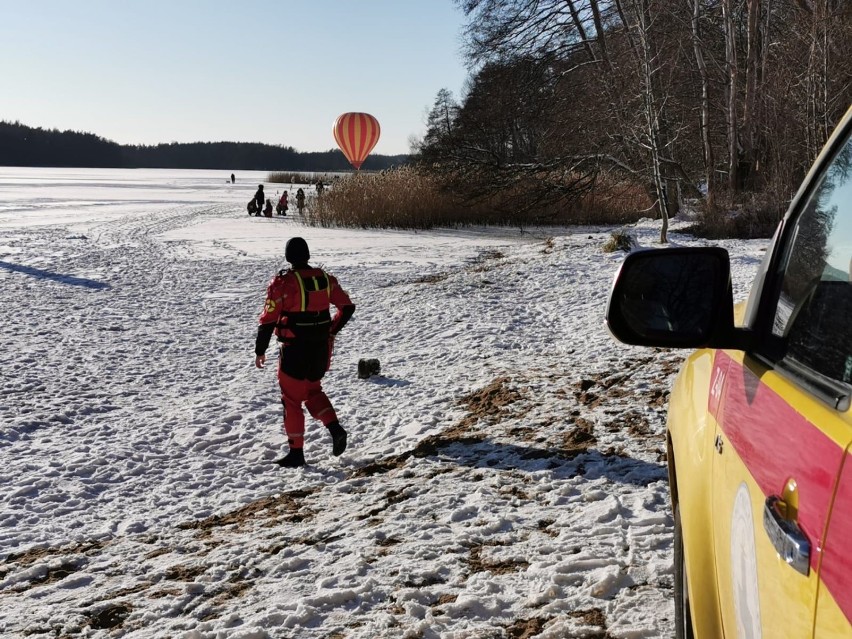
[{"xmin": 763, "ymin": 495, "xmax": 810, "ymax": 576}]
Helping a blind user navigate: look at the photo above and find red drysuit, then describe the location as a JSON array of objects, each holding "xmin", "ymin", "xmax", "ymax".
[{"xmin": 255, "ymin": 267, "xmax": 355, "ymax": 448}]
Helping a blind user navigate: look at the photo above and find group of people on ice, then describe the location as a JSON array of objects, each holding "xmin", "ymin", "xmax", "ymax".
[{"xmin": 247, "ymin": 184, "xmax": 307, "ymax": 217}]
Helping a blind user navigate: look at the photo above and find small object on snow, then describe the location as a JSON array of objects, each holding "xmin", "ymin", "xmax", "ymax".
[
  {"xmin": 602, "ymin": 229, "xmax": 637, "ymax": 253},
  {"xmin": 358, "ymin": 358, "xmax": 381, "ymax": 379}
]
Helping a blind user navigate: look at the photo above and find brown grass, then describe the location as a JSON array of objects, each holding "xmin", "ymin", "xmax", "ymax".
[
  {"xmin": 271, "ymin": 169, "xmax": 777, "ymax": 238},
  {"xmin": 569, "ymin": 176, "xmax": 652, "ymax": 225},
  {"xmin": 602, "ymin": 228, "xmax": 637, "ymax": 253},
  {"xmin": 267, "ymin": 171, "xmax": 335, "ymax": 185},
  {"xmin": 301, "ymin": 167, "xmax": 654, "ymax": 229},
  {"xmin": 303, "ymin": 167, "xmax": 473, "ymax": 229},
  {"xmin": 684, "ymin": 190, "xmax": 783, "ymax": 239}
]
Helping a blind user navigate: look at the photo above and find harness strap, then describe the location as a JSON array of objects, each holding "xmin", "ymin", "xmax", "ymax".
[{"xmin": 293, "ymin": 270, "xmax": 331, "ymax": 311}]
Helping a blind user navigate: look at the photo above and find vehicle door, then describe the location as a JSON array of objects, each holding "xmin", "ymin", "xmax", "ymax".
[{"xmin": 710, "ymin": 133, "xmax": 852, "ymax": 638}]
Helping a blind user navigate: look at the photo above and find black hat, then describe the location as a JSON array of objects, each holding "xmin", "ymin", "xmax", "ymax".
[{"xmin": 285, "ymin": 237, "xmax": 310, "ymax": 264}]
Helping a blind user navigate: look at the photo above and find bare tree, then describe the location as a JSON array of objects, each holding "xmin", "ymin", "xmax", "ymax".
[
  {"xmin": 722, "ymin": 0, "xmax": 740, "ymax": 191},
  {"xmin": 622, "ymin": 0, "xmax": 670, "ymax": 242},
  {"xmin": 741, "ymin": 0, "xmax": 762, "ymax": 189},
  {"xmin": 691, "ymin": 0, "xmax": 716, "ymax": 209},
  {"xmin": 430, "ymin": 0, "xmax": 852, "ymax": 231}
]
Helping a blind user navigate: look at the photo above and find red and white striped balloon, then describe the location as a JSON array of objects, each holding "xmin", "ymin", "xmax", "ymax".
[{"xmin": 333, "ymin": 112, "xmax": 381, "ymax": 170}]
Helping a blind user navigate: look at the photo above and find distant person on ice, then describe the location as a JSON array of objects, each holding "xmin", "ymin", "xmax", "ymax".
[
  {"xmin": 230, "ymin": 173, "xmax": 235, "ymax": 184},
  {"xmin": 277, "ymin": 191, "xmax": 288, "ymax": 216},
  {"xmin": 263, "ymin": 198, "xmax": 273, "ymax": 217},
  {"xmin": 295, "ymin": 188, "xmax": 306, "ymax": 214},
  {"xmin": 255, "ymin": 237, "xmax": 356, "ymax": 468},
  {"xmin": 254, "ymin": 184, "xmax": 265, "ymax": 214}
]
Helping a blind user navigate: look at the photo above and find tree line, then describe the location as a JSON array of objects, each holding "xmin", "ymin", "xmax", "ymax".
[
  {"xmin": 414, "ymin": 0, "xmax": 852, "ymax": 241},
  {"xmin": 0, "ymin": 121, "xmax": 408, "ymax": 172}
]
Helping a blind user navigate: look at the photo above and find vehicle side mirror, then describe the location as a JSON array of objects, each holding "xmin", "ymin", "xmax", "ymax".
[{"xmin": 606, "ymin": 247, "xmax": 737, "ymax": 348}]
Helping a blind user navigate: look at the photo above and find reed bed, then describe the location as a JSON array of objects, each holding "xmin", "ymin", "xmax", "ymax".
[
  {"xmin": 302, "ymin": 168, "xmax": 475, "ymax": 229},
  {"xmin": 569, "ymin": 177, "xmax": 653, "ymax": 225},
  {"xmin": 684, "ymin": 190, "xmax": 783, "ymax": 239},
  {"xmin": 301, "ymin": 167, "xmax": 654, "ymax": 229},
  {"xmin": 268, "ymin": 171, "xmax": 336, "ymax": 185}
]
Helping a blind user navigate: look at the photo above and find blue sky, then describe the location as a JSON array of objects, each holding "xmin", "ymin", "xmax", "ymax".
[{"xmin": 0, "ymin": 1, "xmax": 470, "ymax": 155}]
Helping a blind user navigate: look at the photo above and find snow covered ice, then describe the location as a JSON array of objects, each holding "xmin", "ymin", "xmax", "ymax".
[{"xmin": 0, "ymin": 167, "xmax": 768, "ymax": 638}]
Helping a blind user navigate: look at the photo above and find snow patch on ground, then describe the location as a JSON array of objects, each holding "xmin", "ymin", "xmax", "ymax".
[{"xmin": 0, "ymin": 167, "xmax": 768, "ymax": 637}]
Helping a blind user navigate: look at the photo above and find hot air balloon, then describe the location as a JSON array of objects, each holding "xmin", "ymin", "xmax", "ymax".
[{"xmin": 333, "ymin": 112, "xmax": 380, "ymax": 170}]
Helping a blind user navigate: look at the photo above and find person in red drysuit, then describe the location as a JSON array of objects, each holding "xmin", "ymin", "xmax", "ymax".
[{"xmin": 255, "ymin": 237, "xmax": 355, "ymax": 467}]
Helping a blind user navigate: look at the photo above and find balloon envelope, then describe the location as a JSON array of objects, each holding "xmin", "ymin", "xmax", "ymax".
[{"xmin": 333, "ymin": 113, "xmax": 380, "ymax": 170}]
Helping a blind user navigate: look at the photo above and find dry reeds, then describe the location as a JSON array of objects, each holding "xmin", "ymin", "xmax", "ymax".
[
  {"xmin": 301, "ymin": 167, "xmax": 655, "ymax": 229},
  {"xmin": 602, "ymin": 228, "xmax": 638, "ymax": 253},
  {"xmin": 683, "ymin": 190, "xmax": 783, "ymax": 239},
  {"xmin": 571, "ymin": 177, "xmax": 653, "ymax": 225},
  {"xmin": 268, "ymin": 171, "xmax": 333, "ymax": 185},
  {"xmin": 302, "ymin": 168, "xmax": 472, "ymax": 229}
]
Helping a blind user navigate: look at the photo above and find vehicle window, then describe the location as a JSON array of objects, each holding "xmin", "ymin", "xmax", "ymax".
[{"xmin": 771, "ymin": 137, "xmax": 852, "ymax": 386}]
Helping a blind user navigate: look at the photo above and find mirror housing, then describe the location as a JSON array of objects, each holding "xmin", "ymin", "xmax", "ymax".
[{"xmin": 606, "ymin": 247, "xmax": 749, "ymax": 349}]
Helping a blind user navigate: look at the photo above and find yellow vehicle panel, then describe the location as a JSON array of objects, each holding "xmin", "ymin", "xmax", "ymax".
[{"xmin": 670, "ymin": 347, "xmax": 852, "ymax": 637}]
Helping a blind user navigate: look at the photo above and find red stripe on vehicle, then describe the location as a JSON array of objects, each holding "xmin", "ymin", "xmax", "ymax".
[
  {"xmin": 710, "ymin": 350, "xmax": 851, "ymax": 623},
  {"xmin": 820, "ymin": 453, "xmax": 852, "ymax": 624}
]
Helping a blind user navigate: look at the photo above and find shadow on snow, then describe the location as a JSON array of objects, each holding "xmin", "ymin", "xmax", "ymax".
[
  {"xmin": 353, "ymin": 436, "xmax": 666, "ymax": 487},
  {"xmin": 430, "ymin": 439, "xmax": 667, "ymax": 486},
  {"xmin": 0, "ymin": 260, "xmax": 111, "ymax": 290}
]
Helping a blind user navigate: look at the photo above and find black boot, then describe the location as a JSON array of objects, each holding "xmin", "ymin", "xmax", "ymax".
[
  {"xmin": 275, "ymin": 447, "xmax": 305, "ymax": 468},
  {"xmin": 326, "ymin": 421, "xmax": 347, "ymax": 456}
]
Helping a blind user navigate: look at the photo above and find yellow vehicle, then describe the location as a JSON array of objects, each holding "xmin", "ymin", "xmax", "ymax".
[{"xmin": 606, "ymin": 105, "xmax": 852, "ymax": 639}]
